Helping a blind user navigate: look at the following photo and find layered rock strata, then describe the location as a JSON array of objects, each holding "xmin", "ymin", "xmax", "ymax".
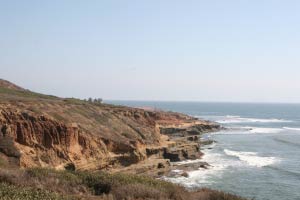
[{"xmin": 0, "ymin": 79, "xmax": 221, "ymax": 175}]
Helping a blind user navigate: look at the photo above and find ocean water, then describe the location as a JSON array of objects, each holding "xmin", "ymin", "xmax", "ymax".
[{"xmin": 108, "ymin": 101, "xmax": 300, "ymax": 200}]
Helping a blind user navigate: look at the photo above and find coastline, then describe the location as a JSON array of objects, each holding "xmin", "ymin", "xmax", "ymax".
[
  {"xmin": 161, "ymin": 131, "xmax": 220, "ymax": 183},
  {"xmin": 0, "ymin": 80, "xmax": 249, "ymax": 200},
  {"xmin": 2, "ymin": 82, "xmax": 300, "ymax": 199},
  {"xmin": 0, "ymin": 79, "xmax": 222, "ymax": 176},
  {"xmin": 107, "ymin": 114, "xmax": 222, "ymax": 177}
]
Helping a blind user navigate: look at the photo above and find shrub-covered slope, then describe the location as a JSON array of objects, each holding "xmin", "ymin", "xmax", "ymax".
[{"xmin": 0, "ymin": 167, "xmax": 246, "ymax": 200}]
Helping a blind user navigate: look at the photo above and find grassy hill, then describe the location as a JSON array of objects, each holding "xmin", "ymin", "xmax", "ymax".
[
  {"xmin": 0, "ymin": 79, "xmax": 245, "ymax": 200},
  {"xmin": 0, "ymin": 167, "xmax": 246, "ymax": 200}
]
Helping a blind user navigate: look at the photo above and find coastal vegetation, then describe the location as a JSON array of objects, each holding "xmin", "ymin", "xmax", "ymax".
[
  {"xmin": 0, "ymin": 167, "xmax": 247, "ymax": 200},
  {"xmin": 0, "ymin": 79, "xmax": 246, "ymax": 199}
]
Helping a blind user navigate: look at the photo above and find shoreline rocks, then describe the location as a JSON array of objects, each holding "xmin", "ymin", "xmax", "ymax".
[{"xmin": 0, "ymin": 80, "xmax": 222, "ymax": 174}]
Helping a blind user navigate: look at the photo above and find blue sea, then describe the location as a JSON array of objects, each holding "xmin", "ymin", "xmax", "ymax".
[{"xmin": 108, "ymin": 101, "xmax": 300, "ymax": 200}]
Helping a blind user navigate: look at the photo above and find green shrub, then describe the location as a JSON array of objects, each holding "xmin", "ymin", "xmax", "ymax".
[
  {"xmin": 0, "ymin": 182, "xmax": 66, "ymax": 200},
  {"xmin": 112, "ymin": 183, "xmax": 167, "ymax": 200},
  {"xmin": 0, "ymin": 87, "xmax": 57, "ymax": 100},
  {"xmin": 27, "ymin": 168, "xmax": 81, "ymax": 185},
  {"xmin": 0, "ymin": 168, "xmax": 247, "ymax": 200}
]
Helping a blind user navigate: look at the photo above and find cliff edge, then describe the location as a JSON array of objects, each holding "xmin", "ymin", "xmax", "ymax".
[{"xmin": 0, "ymin": 79, "xmax": 220, "ymax": 175}]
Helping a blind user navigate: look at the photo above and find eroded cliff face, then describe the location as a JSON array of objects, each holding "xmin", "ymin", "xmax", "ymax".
[
  {"xmin": 0, "ymin": 80, "xmax": 221, "ymax": 173},
  {"xmin": 0, "ymin": 107, "xmax": 109, "ymax": 169},
  {"xmin": 0, "ymin": 103, "xmax": 220, "ymax": 173}
]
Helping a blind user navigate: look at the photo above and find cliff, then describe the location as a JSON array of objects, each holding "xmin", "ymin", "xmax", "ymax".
[
  {"xmin": 0, "ymin": 79, "xmax": 220, "ymax": 175},
  {"xmin": 0, "ymin": 80, "xmax": 249, "ymax": 200}
]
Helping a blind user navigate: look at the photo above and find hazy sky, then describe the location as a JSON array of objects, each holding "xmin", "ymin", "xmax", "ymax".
[{"xmin": 1, "ymin": 1, "xmax": 300, "ymax": 103}]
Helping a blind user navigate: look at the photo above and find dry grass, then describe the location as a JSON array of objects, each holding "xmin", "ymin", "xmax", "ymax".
[
  {"xmin": 0, "ymin": 182, "xmax": 66, "ymax": 200},
  {"xmin": 0, "ymin": 168, "xmax": 247, "ymax": 200},
  {"xmin": 112, "ymin": 184, "xmax": 168, "ymax": 200},
  {"xmin": 0, "ymin": 87, "xmax": 58, "ymax": 101},
  {"xmin": 0, "ymin": 85, "xmax": 246, "ymax": 200}
]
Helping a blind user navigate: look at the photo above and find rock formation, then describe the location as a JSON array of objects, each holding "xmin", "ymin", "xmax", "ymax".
[{"xmin": 0, "ymin": 79, "xmax": 221, "ymax": 175}]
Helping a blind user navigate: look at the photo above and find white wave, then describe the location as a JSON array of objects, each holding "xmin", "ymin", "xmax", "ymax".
[
  {"xmin": 171, "ymin": 169, "xmax": 183, "ymax": 173},
  {"xmin": 205, "ymin": 141, "xmax": 216, "ymax": 149},
  {"xmin": 212, "ymin": 130, "xmax": 252, "ymax": 135},
  {"xmin": 164, "ymin": 148, "xmax": 243, "ymax": 187},
  {"xmin": 224, "ymin": 149, "xmax": 278, "ymax": 167},
  {"xmin": 247, "ymin": 127, "xmax": 283, "ymax": 134},
  {"xmin": 283, "ymin": 127, "xmax": 300, "ymax": 131},
  {"xmin": 213, "ymin": 127, "xmax": 283, "ymax": 135},
  {"xmin": 225, "ymin": 115, "xmax": 241, "ymax": 118},
  {"xmin": 163, "ymin": 152, "xmax": 229, "ymax": 187},
  {"xmin": 216, "ymin": 116, "xmax": 292, "ymax": 124},
  {"xmin": 174, "ymin": 159, "xmax": 207, "ymax": 166}
]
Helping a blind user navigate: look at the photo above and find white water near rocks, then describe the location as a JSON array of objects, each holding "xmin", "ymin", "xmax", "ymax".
[
  {"xmin": 223, "ymin": 149, "xmax": 278, "ymax": 167},
  {"xmin": 108, "ymin": 101, "xmax": 300, "ymax": 200}
]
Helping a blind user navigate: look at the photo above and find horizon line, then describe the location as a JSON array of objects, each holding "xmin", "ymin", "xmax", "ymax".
[{"xmin": 106, "ymin": 99, "xmax": 300, "ymax": 105}]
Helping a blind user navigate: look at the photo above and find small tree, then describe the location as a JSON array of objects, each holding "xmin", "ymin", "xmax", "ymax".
[{"xmin": 92, "ymin": 98, "xmax": 103, "ymax": 104}]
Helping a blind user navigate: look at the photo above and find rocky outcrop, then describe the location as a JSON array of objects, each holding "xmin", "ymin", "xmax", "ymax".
[
  {"xmin": 0, "ymin": 104, "xmax": 220, "ymax": 174},
  {"xmin": 160, "ymin": 123, "xmax": 221, "ymax": 137},
  {"xmin": 0, "ymin": 79, "xmax": 221, "ymax": 173},
  {"xmin": 163, "ymin": 142, "xmax": 202, "ymax": 162},
  {"xmin": 0, "ymin": 107, "xmax": 109, "ymax": 169}
]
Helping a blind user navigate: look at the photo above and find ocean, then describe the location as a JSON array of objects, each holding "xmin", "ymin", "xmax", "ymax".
[{"xmin": 108, "ymin": 101, "xmax": 300, "ymax": 200}]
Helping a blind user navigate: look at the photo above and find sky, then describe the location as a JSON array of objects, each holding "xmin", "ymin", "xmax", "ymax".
[{"xmin": 1, "ymin": 0, "xmax": 300, "ymax": 103}]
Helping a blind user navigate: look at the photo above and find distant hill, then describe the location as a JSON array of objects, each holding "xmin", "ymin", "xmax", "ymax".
[
  {"xmin": 0, "ymin": 79, "xmax": 25, "ymax": 91},
  {"xmin": 0, "ymin": 78, "xmax": 58, "ymax": 100}
]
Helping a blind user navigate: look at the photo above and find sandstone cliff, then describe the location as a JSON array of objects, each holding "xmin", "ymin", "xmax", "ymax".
[{"xmin": 0, "ymin": 79, "xmax": 220, "ymax": 174}]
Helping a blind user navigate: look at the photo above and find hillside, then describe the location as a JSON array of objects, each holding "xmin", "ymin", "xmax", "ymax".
[
  {"xmin": 0, "ymin": 167, "xmax": 247, "ymax": 200},
  {"xmin": 0, "ymin": 79, "xmax": 220, "ymax": 175},
  {"xmin": 0, "ymin": 79, "xmax": 25, "ymax": 91},
  {"xmin": 0, "ymin": 79, "xmax": 249, "ymax": 200}
]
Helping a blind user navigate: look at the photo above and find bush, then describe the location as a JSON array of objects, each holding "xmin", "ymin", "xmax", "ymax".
[
  {"xmin": 0, "ymin": 168, "xmax": 87, "ymax": 196},
  {"xmin": 0, "ymin": 168, "xmax": 247, "ymax": 200},
  {"xmin": 0, "ymin": 182, "xmax": 65, "ymax": 200},
  {"xmin": 112, "ymin": 183, "xmax": 167, "ymax": 200},
  {"xmin": 190, "ymin": 188, "xmax": 248, "ymax": 200}
]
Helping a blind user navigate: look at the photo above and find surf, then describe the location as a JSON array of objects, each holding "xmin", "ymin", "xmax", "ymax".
[
  {"xmin": 283, "ymin": 127, "xmax": 300, "ymax": 131},
  {"xmin": 215, "ymin": 115, "xmax": 292, "ymax": 124},
  {"xmin": 224, "ymin": 149, "xmax": 279, "ymax": 167}
]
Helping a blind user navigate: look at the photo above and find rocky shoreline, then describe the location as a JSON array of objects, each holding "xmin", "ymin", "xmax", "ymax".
[
  {"xmin": 111, "ymin": 120, "xmax": 221, "ymax": 178},
  {"xmin": 0, "ymin": 79, "xmax": 222, "ymax": 178},
  {"xmin": 0, "ymin": 79, "xmax": 249, "ymax": 200}
]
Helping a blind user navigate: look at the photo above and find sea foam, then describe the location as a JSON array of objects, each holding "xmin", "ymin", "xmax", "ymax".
[
  {"xmin": 163, "ymin": 152, "xmax": 230, "ymax": 188},
  {"xmin": 224, "ymin": 149, "xmax": 278, "ymax": 167},
  {"xmin": 213, "ymin": 127, "xmax": 284, "ymax": 135},
  {"xmin": 247, "ymin": 127, "xmax": 283, "ymax": 134},
  {"xmin": 215, "ymin": 115, "xmax": 292, "ymax": 124},
  {"xmin": 283, "ymin": 127, "xmax": 300, "ymax": 131}
]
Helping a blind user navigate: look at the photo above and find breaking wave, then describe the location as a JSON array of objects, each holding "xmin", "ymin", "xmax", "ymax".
[
  {"xmin": 224, "ymin": 149, "xmax": 279, "ymax": 167},
  {"xmin": 246, "ymin": 127, "xmax": 283, "ymax": 134},
  {"xmin": 214, "ymin": 127, "xmax": 284, "ymax": 135},
  {"xmin": 163, "ymin": 150, "xmax": 236, "ymax": 188},
  {"xmin": 215, "ymin": 115, "xmax": 292, "ymax": 124},
  {"xmin": 283, "ymin": 127, "xmax": 300, "ymax": 131}
]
